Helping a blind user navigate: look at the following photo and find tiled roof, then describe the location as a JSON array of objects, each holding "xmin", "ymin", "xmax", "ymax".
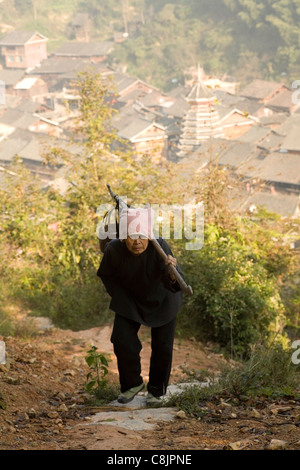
[
  {"xmin": 239, "ymin": 79, "xmax": 283, "ymax": 100},
  {"xmin": 164, "ymin": 97, "xmax": 189, "ymax": 118},
  {"xmin": 257, "ymin": 131, "xmax": 283, "ymax": 152},
  {"xmin": 15, "ymin": 100, "xmax": 41, "ymax": 114},
  {"xmin": 30, "ymin": 57, "xmax": 90, "ymax": 75},
  {"xmin": 265, "ymin": 88, "xmax": 294, "ymax": 110},
  {"xmin": 186, "ymin": 78, "xmax": 215, "ymax": 102},
  {"xmin": 53, "ymin": 41, "xmax": 114, "ymax": 57},
  {"xmin": 0, "ymin": 69, "xmax": 25, "ymax": 86},
  {"xmin": 230, "ymin": 188, "xmax": 300, "ymax": 217},
  {"xmin": 239, "ymin": 151, "xmax": 300, "ymax": 186},
  {"xmin": 281, "ymin": 126, "xmax": 300, "ymax": 152},
  {"xmin": 217, "ymin": 140, "xmax": 259, "ymax": 169},
  {"xmin": 218, "ymin": 94, "xmax": 263, "ymax": 116},
  {"xmin": 0, "ymin": 31, "xmax": 47, "ymax": 45},
  {"xmin": 14, "ymin": 77, "xmax": 39, "ymax": 90},
  {"xmin": 0, "ymin": 128, "xmax": 33, "ymax": 162},
  {"xmin": 275, "ymin": 114, "xmax": 300, "ymax": 136},
  {"xmin": 115, "ymin": 115, "xmax": 156, "ymax": 141},
  {"xmin": 0, "ymin": 108, "xmax": 39, "ymax": 129},
  {"xmin": 113, "ymin": 73, "xmax": 139, "ymax": 95},
  {"xmin": 240, "ymin": 191, "xmax": 299, "ymax": 217},
  {"xmin": 258, "ymin": 114, "xmax": 286, "ymax": 127},
  {"xmin": 237, "ymin": 126, "xmax": 271, "ymax": 144}
]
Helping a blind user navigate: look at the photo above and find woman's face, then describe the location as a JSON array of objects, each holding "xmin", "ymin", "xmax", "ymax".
[{"xmin": 125, "ymin": 236, "xmax": 149, "ymax": 255}]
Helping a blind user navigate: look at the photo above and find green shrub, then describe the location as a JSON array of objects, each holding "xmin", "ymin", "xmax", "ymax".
[
  {"xmin": 217, "ymin": 343, "xmax": 300, "ymax": 398},
  {"xmin": 178, "ymin": 231, "xmax": 286, "ymax": 358},
  {"xmin": 0, "ymin": 73, "xmax": 297, "ymax": 358},
  {"xmin": 167, "ymin": 344, "xmax": 300, "ymax": 416},
  {"xmin": 84, "ymin": 346, "xmax": 119, "ymax": 404},
  {"xmin": 0, "ymin": 309, "xmax": 14, "ymax": 337},
  {"xmin": 5, "ymin": 265, "xmax": 113, "ymax": 330}
]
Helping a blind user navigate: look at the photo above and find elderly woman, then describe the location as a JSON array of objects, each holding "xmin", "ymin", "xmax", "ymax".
[{"xmin": 97, "ymin": 207, "xmax": 183, "ymax": 406}]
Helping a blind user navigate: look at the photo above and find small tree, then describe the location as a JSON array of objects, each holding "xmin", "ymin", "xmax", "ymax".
[{"xmin": 85, "ymin": 346, "xmax": 109, "ymax": 396}]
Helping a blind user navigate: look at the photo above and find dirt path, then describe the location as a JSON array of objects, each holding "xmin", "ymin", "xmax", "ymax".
[{"xmin": 0, "ymin": 317, "xmax": 299, "ymax": 451}]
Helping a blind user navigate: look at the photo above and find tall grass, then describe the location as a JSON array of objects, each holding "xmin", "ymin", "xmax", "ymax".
[{"xmin": 167, "ymin": 344, "xmax": 300, "ymax": 416}]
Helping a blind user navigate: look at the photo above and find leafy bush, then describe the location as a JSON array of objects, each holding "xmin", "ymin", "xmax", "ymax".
[
  {"xmin": 167, "ymin": 344, "xmax": 300, "ymax": 416},
  {"xmin": 84, "ymin": 346, "xmax": 119, "ymax": 403},
  {"xmin": 178, "ymin": 228, "xmax": 287, "ymax": 358},
  {"xmin": 216, "ymin": 344, "xmax": 299, "ymax": 398}
]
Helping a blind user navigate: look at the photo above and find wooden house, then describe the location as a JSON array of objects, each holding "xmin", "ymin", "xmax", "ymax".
[
  {"xmin": 0, "ymin": 69, "xmax": 25, "ymax": 95},
  {"xmin": 13, "ymin": 76, "xmax": 48, "ymax": 100},
  {"xmin": 219, "ymin": 108, "xmax": 259, "ymax": 140},
  {"xmin": 53, "ymin": 41, "xmax": 114, "ymax": 63},
  {"xmin": 113, "ymin": 106, "xmax": 167, "ymax": 162},
  {"xmin": 0, "ymin": 31, "xmax": 47, "ymax": 69},
  {"xmin": 239, "ymin": 79, "xmax": 284, "ymax": 103}
]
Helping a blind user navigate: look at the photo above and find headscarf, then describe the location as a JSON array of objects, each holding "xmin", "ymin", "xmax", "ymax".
[{"xmin": 119, "ymin": 207, "xmax": 155, "ymax": 240}]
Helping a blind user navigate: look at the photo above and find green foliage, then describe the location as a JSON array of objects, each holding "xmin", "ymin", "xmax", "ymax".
[
  {"xmin": 112, "ymin": 0, "xmax": 300, "ymax": 89},
  {"xmin": 0, "ymin": 72, "xmax": 175, "ymax": 331},
  {"xmin": 14, "ymin": 0, "xmax": 33, "ymax": 15},
  {"xmin": 174, "ymin": 162, "xmax": 298, "ymax": 358},
  {"xmin": 0, "ymin": 155, "xmax": 112, "ymax": 330},
  {"xmin": 167, "ymin": 343, "xmax": 300, "ymax": 416},
  {"xmin": 217, "ymin": 343, "xmax": 300, "ymax": 398},
  {"xmin": 2, "ymin": 0, "xmax": 300, "ymax": 89},
  {"xmin": 84, "ymin": 346, "xmax": 119, "ymax": 403},
  {"xmin": 85, "ymin": 345, "xmax": 109, "ymax": 394},
  {"xmin": 72, "ymin": 71, "xmax": 118, "ymax": 149},
  {"xmin": 0, "ymin": 309, "xmax": 14, "ymax": 337},
  {"xmin": 177, "ymin": 213, "xmax": 294, "ymax": 358},
  {"xmin": 0, "ymin": 72, "xmax": 298, "ymax": 368}
]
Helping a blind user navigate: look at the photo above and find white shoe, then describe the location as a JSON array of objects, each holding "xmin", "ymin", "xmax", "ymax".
[
  {"xmin": 117, "ymin": 382, "xmax": 145, "ymax": 404},
  {"xmin": 146, "ymin": 392, "xmax": 162, "ymax": 406}
]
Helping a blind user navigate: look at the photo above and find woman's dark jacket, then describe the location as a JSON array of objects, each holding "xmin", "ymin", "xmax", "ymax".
[{"xmin": 97, "ymin": 238, "xmax": 183, "ymax": 327}]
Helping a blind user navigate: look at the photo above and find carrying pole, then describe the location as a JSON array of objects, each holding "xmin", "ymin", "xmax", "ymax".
[{"xmin": 106, "ymin": 184, "xmax": 193, "ymax": 296}]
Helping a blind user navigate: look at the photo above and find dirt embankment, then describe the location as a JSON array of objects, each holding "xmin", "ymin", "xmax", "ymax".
[{"xmin": 0, "ymin": 318, "xmax": 299, "ymax": 451}]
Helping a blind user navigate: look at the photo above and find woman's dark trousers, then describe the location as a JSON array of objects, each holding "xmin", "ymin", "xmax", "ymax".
[{"xmin": 111, "ymin": 314, "xmax": 176, "ymax": 397}]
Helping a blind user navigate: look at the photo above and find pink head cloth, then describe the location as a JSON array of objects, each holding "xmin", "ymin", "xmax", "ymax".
[{"xmin": 119, "ymin": 207, "xmax": 155, "ymax": 240}]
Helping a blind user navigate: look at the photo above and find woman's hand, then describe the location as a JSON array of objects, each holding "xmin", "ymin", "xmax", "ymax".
[{"xmin": 165, "ymin": 255, "xmax": 177, "ymax": 282}]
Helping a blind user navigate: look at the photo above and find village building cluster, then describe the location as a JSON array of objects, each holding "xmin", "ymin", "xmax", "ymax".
[{"xmin": 0, "ymin": 29, "xmax": 299, "ymax": 218}]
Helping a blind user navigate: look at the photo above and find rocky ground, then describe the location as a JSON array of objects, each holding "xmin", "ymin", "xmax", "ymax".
[{"xmin": 0, "ymin": 315, "xmax": 299, "ymax": 451}]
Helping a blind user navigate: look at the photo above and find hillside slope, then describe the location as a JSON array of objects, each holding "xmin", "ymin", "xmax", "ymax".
[
  {"xmin": 0, "ymin": 313, "xmax": 299, "ymax": 450},
  {"xmin": 1, "ymin": 0, "xmax": 299, "ymax": 90}
]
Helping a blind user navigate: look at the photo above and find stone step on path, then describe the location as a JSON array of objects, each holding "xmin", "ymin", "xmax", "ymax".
[{"xmin": 85, "ymin": 382, "xmax": 208, "ymax": 431}]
